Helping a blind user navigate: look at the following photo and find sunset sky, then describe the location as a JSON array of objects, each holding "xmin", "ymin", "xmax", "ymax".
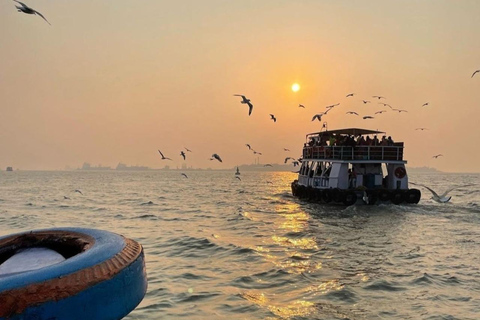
[{"xmin": 1, "ymin": 1, "xmax": 480, "ymax": 172}]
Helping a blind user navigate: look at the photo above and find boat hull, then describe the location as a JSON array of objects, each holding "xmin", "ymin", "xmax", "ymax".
[{"xmin": 291, "ymin": 180, "xmax": 421, "ymax": 206}]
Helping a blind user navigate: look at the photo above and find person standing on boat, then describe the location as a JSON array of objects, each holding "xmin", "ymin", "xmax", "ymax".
[{"xmin": 349, "ymin": 168, "xmax": 357, "ymax": 189}]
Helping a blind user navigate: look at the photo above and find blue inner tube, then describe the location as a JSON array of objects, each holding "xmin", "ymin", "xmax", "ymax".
[{"xmin": 0, "ymin": 227, "xmax": 147, "ymax": 320}]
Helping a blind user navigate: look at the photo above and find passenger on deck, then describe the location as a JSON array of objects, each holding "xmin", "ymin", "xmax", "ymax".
[
  {"xmin": 348, "ymin": 168, "xmax": 357, "ymax": 189},
  {"xmin": 387, "ymin": 136, "xmax": 394, "ymax": 146},
  {"xmin": 380, "ymin": 135, "xmax": 388, "ymax": 146},
  {"xmin": 373, "ymin": 135, "xmax": 379, "ymax": 146}
]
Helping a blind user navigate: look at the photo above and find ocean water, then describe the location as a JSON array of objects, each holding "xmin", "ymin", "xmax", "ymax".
[{"xmin": 0, "ymin": 170, "xmax": 479, "ymax": 320}]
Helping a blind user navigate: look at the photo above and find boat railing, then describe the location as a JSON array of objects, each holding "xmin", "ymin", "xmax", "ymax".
[{"xmin": 302, "ymin": 143, "xmax": 404, "ymax": 161}]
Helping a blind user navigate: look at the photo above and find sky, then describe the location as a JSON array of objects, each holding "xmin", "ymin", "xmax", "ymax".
[{"xmin": 1, "ymin": 0, "xmax": 480, "ymax": 172}]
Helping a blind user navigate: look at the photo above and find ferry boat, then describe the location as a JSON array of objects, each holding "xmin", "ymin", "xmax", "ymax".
[{"xmin": 291, "ymin": 128, "xmax": 421, "ymax": 206}]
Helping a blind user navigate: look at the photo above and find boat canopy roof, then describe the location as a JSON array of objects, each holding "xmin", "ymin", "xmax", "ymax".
[{"xmin": 307, "ymin": 128, "xmax": 385, "ymax": 138}]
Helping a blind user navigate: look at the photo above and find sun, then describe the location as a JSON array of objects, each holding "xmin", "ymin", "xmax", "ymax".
[{"xmin": 291, "ymin": 83, "xmax": 300, "ymax": 92}]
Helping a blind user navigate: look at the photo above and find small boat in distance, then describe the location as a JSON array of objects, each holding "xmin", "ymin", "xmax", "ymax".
[
  {"xmin": 291, "ymin": 127, "xmax": 421, "ymax": 206},
  {"xmin": 6, "ymin": 167, "xmax": 13, "ymax": 172},
  {"xmin": 235, "ymin": 167, "xmax": 241, "ymax": 175}
]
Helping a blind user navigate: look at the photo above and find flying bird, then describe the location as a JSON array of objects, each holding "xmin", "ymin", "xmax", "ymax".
[
  {"xmin": 346, "ymin": 111, "xmax": 359, "ymax": 115},
  {"xmin": 432, "ymin": 154, "xmax": 443, "ymax": 158},
  {"xmin": 13, "ymin": 0, "xmax": 51, "ymax": 25},
  {"xmin": 253, "ymin": 151, "xmax": 262, "ymax": 155},
  {"xmin": 63, "ymin": 196, "xmax": 70, "ymax": 200},
  {"xmin": 472, "ymin": 70, "xmax": 480, "ymax": 78},
  {"xmin": 235, "ymin": 176, "xmax": 241, "ymax": 181},
  {"xmin": 379, "ymin": 103, "xmax": 392, "ymax": 109},
  {"xmin": 326, "ymin": 103, "xmax": 340, "ymax": 109},
  {"xmin": 245, "ymin": 144, "xmax": 252, "ymax": 150},
  {"xmin": 181, "ymin": 173, "xmax": 188, "ymax": 178},
  {"xmin": 284, "ymin": 157, "xmax": 295, "ymax": 164},
  {"xmin": 212, "ymin": 153, "xmax": 222, "ymax": 162},
  {"xmin": 363, "ymin": 116, "xmax": 374, "ymax": 119},
  {"xmin": 292, "ymin": 161, "xmax": 300, "ymax": 167},
  {"xmin": 362, "ymin": 100, "xmax": 371, "ymax": 104},
  {"xmin": 180, "ymin": 151, "xmax": 186, "ymax": 160},
  {"xmin": 74, "ymin": 189, "xmax": 83, "ymax": 195},
  {"xmin": 234, "ymin": 94, "xmax": 253, "ymax": 116},
  {"xmin": 298, "ymin": 104, "xmax": 306, "ymax": 108},
  {"xmin": 346, "ymin": 93, "xmax": 355, "ymax": 97},
  {"xmin": 415, "ymin": 128, "xmax": 428, "ymax": 131},
  {"xmin": 269, "ymin": 114, "xmax": 277, "ymax": 122},
  {"xmin": 184, "ymin": 147, "xmax": 192, "ymax": 152},
  {"xmin": 375, "ymin": 110, "xmax": 387, "ymax": 114},
  {"xmin": 410, "ymin": 182, "xmax": 474, "ymax": 203},
  {"xmin": 372, "ymin": 96, "xmax": 386, "ymax": 100},
  {"xmin": 392, "ymin": 108, "xmax": 408, "ymax": 113},
  {"xmin": 311, "ymin": 113, "xmax": 324, "ymax": 121},
  {"xmin": 283, "ymin": 148, "xmax": 290, "ymax": 151},
  {"xmin": 158, "ymin": 150, "xmax": 172, "ymax": 160},
  {"xmin": 422, "ymin": 102, "xmax": 429, "ymax": 107}
]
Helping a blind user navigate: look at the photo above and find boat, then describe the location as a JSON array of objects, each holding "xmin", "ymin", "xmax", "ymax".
[
  {"xmin": 0, "ymin": 228, "xmax": 147, "ymax": 320},
  {"xmin": 291, "ymin": 128, "xmax": 421, "ymax": 205},
  {"xmin": 6, "ymin": 167, "xmax": 13, "ymax": 172},
  {"xmin": 235, "ymin": 166, "xmax": 241, "ymax": 175}
]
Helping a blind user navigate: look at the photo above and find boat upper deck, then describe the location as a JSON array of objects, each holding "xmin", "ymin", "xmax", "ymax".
[{"xmin": 303, "ymin": 128, "xmax": 405, "ymax": 162}]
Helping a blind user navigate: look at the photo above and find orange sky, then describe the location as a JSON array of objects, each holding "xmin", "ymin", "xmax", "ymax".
[{"xmin": 1, "ymin": 1, "xmax": 479, "ymax": 172}]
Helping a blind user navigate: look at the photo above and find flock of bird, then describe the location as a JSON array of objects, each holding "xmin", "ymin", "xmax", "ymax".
[{"xmin": 12, "ymin": 1, "xmax": 477, "ymax": 201}]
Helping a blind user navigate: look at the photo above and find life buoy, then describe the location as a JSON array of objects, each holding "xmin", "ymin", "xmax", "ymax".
[
  {"xmin": 394, "ymin": 167, "xmax": 406, "ymax": 179},
  {"xmin": 0, "ymin": 228, "xmax": 147, "ymax": 320},
  {"xmin": 405, "ymin": 188, "xmax": 421, "ymax": 204},
  {"xmin": 343, "ymin": 191, "xmax": 357, "ymax": 206}
]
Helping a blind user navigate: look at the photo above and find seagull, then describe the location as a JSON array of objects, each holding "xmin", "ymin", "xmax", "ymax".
[
  {"xmin": 374, "ymin": 110, "xmax": 387, "ymax": 114},
  {"xmin": 74, "ymin": 189, "xmax": 83, "ymax": 195},
  {"xmin": 298, "ymin": 104, "xmax": 306, "ymax": 108},
  {"xmin": 180, "ymin": 151, "xmax": 186, "ymax": 160},
  {"xmin": 253, "ymin": 151, "xmax": 262, "ymax": 155},
  {"xmin": 422, "ymin": 102, "xmax": 429, "ymax": 107},
  {"xmin": 363, "ymin": 115, "xmax": 374, "ymax": 119},
  {"xmin": 410, "ymin": 182, "xmax": 474, "ymax": 203},
  {"xmin": 415, "ymin": 128, "xmax": 428, "ymax": 131},
  {"xmin": 311, "ymin": 113, "xmax": 324, "ymax": 121},
  {"xmin": 63, "ymin": 196, "xmax": 70, "ymax": 200},
  {"xmin": 212, "ymin": 153, "xmax": 222, "ymax": 162},
  {"xmin": 292, "ymin": 161, "xmax": 300, "ymax": 167},
  {"xmin": 264, "ymin": 164, "xmax": 273, "ymax": 167},
  {"xmin": 158, "ymin": 150, "xmax": 172, "ymax": 160},
  {"xmin": 346, "ymin": 93, "xmax": 355, "ymax": 97},
  {"xmin": 432, "ymin": 154, "xmax": 443, "ymax": 158},
  {"xmin": 472, "ymin": 70, "xmax": 480, "ymax": 78},
  {"xmin": 184, "ymin": 147, "xmax": 192, "ymax": 152},
  {"xmin": 372, "ymin": 96, "xmax": 385, "ymax": 100},
  {"xmin": 269, "ymin": 114, "xmax": 277, "ymax": 122},
  {"xmin": 283, "ymin": 148, "xmax": 290, "ymax": 151},
  {"xmin": 233, "ymin": 94, "xmax": 253, "ymax": 116},
  {"xmin": 181, "ymin": 173, "xmax": 188, "ymax": 178},
  {"xmin": 245, "ymin": 144, "xmax": 252, "ymax": 150},
  {"xmin": 392, "ymin": 108, "xmax": 408, "ymax": 113},
  {"xmin": 379, "ymin": 103, "xmax": 393, "ymax": 109},
  {"xmin": 13, "ymin": 0, "xmax": 51, "ymax": 25},
  {"xmin": 346, "ymin": 111, "xmax": 359, "ymax": 115},
  {"xmin": 284, "ymin": 157, "xmax": 294, "ymax": 163},
  {"xmin": 362, "ymin": 100, "xmax": 371, "ymax": 104},
  {"xmin": 235, "ymin": 176, "xmax": 241, "ymax": 181},
  {"xmin": 326, "ymin": 103, "xmax": 340, "ymax": 109}
]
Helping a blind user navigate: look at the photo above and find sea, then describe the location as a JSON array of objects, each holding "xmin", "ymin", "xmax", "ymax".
[{"xmin": 0, "ymin": 170, "xmax": 479, "ymax": 320}]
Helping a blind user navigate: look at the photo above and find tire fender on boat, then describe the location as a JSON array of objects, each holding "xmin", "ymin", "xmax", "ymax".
[
  {"xmin": 391, "ymin": 190, "xmax": 405, "ymax": 205},
  {"xmin": 405, "ymin": 188, "xmax": 421, "ymax": 204},
  {"xmin": 343, "ymin": 191, "xmax": 357, "ymax": 206},
  {"xmin": 0, "ymin": 228, "xmax": 147, "ymax": 320}
]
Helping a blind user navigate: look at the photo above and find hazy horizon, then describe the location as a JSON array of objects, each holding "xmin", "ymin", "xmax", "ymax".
[{"xmin": 2, "ymin": 1, "xmax": 480, "ymax": 172}]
